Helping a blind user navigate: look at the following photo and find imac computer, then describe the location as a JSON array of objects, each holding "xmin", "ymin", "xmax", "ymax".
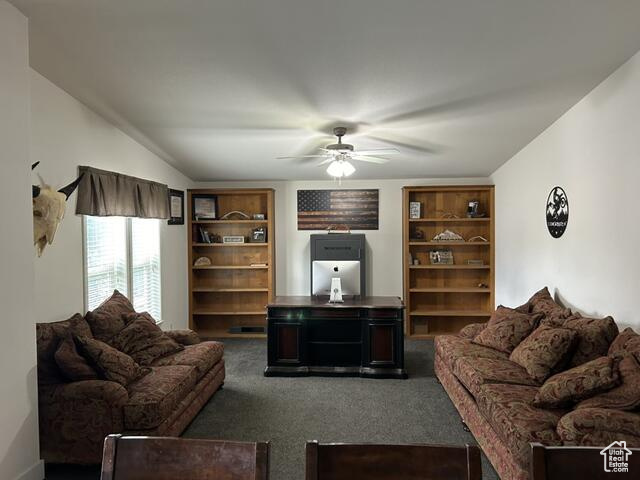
[{"xmin": 312, "ymin": 260, "xmax": 361, "ymax": 298}]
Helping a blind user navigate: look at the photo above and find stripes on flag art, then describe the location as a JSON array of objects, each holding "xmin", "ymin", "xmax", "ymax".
[{"xmin": 297, "ymin": 189, "xmax": 379, "ymax": 230}]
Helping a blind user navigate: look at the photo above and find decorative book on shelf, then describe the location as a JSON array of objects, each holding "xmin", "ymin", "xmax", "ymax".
[
  {"xmin": 402, "ymin": 185, "xmax": 495, "ymax": 339},
  {"xmin": 188, "ymin": 188, "xmax": 275, "ymax": 339}
]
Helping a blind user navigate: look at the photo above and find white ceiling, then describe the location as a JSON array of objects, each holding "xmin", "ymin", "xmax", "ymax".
[{"xmin": 11, "ymin": 0, "xmax": 640, "ymax": 181}]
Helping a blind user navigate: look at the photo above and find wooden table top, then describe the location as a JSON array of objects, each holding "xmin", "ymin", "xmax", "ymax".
[{"xmin": 268, "ymin": 296, "xmax": 404, "ymax": 309}]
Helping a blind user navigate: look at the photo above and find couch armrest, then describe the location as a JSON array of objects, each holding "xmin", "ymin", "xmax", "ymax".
[
  {"xmin": 165, "ymin": 329, "xmax": 201, "ymax": 345},
  {"xmin": 458, "ymin": 322, "xmax": 486, "ymax": 339},
  {"xmin": 558, "ymin": 408, "xmax": 640, "ymax": 446},
  {"xmin": 38, "ymin": 381, "xmax": 129, "ymax": 464}
]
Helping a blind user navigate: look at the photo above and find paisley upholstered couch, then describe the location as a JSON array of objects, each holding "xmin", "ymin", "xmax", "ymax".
[
  {"xmin": 36, "ymin": 291, "xmax": 225, "ymax": 464},
  {"xmin": 435, "ymin": 288, "xmax": 640, "ymax": 480}
]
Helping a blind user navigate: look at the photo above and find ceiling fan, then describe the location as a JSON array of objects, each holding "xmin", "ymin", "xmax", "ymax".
[{"xmin": 277, "ymin": 126, "xmax": 399, "ymax": 178}]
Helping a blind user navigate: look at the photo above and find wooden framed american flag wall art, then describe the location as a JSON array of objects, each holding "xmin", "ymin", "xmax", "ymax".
[{"xmin": 297, "ymin": 189, "xmax": 379, "ymax": 230}]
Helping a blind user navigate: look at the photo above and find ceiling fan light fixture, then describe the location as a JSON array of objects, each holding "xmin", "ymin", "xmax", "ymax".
[{"xmin": 326, "ymin": 159, "xmax": 355, "ymax": 178}]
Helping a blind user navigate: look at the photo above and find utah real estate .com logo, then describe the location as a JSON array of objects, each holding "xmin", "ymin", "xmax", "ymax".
[{"xmin": 601, "ymin": 441, "xmax": 632, "ymax": 473}]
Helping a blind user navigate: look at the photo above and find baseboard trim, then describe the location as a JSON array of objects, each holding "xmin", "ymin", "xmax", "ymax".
[{"xmin": 14, "ymin": 459, "xmax": 44, "ymax": 480}]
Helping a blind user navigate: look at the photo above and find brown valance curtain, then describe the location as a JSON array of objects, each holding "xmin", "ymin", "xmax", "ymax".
[{"xmin": 75, "ymin": 166, "xmax": 170, "ymax": 219}]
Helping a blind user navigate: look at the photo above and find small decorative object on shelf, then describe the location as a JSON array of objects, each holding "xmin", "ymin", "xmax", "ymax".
[
  {"xmin": 432, "ymin": 229, "xmax": 465, "ymax": 242},
  {"xmin": 478, "ymin": 283, "xmax": 489, "ymax": 289},
  {"xmin": 220, "ymin": 210, "xmax": 250, "ymax": 220},
  {"xmin": 413, "ymin": 258, "xmax": 420, "ymax": 265},
  {"xmin": 467, "ymin": 200, "xmax": 486, "ymax": 218},
  {"xmin": 250, "ymin": 262, "xmax": 268, "ymax": 267},
  {"xmin": 194, "ymin": 256, "xmax": 212, "ymax": 266},
  {"xmin": 409, "ymin": 201, "xmax": 421, "ymax": 219},
  {"xmin": 222, "ymin": 235, "xmax": 245, "ymax": 244},
  {"xmin": 468, "ymin": 235, "xmax": 489, "ymax": 243},
  {"xmin": 412, "ymin": 229, "xmax": 424, "ymax": 240},
  {"xmin": 250, "ymin": 227, "xmax": 266, "ymax": 243},
  {"xmin": 430, "ymin": 249, "xmax": 454, "ymax": 265},
  {"xmin": 198, "ymin": 227, "xmax": 212, "ymax": 243},
  {"xmin": 253, "ymin": 213, "xmax": 265, "ymax": 220},
  {"xmin": 440, "ymin": 212, "xmax": 461, "ymax": 219},
  {"xmin": 467, "ymin": 259, "xmax": 484, "ymax": 266},
  {"xmin": 192, "ymin": 194, "xmax": 217, "ymax": 220}
]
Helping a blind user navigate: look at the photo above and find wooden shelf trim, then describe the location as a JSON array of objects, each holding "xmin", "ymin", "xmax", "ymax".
[
  {"xmin": 192, "ymin": 288, "xmax": 269, "ymax": 293},
  {"xmin": 409, "ymin": 288, "xmax": 492, "ymax": 293},
  {"xmin": 408, "ymin": 218, "xmax": 490, "ymax": 223},
  {"xmin": 193, "ymin": 243, "xmax": 268, "ymax": 247},
  {"xmin": 192, "ymin": 265, "xmax": 269, "ymax": 270},
  {"xmin": 409, "ymin": 310, "xmax": 492, "ymax": 317},
  {"xmin": 409, "ymin": 265, "xmax": 490, "ymax": 270},
  {"xmin": 408, "ymin": 241, "xmax": 491, "ymax": 246},
  {"xmin": 193, "ymin": 219, "xmax": 268, "ymax": 224}
]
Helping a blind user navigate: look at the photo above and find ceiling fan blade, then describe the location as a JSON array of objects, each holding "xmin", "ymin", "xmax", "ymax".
[
  {"xmin": 352, "ymin": 156, "xmax": 389, "ymax": 164},
  {"xmin": 276, "ymin": 154, "xmax": 330, "ymax": 159},
  {"xmin": 317, "ymin": 158, "xmax": 335, "ymax": 166},
  {"xmin": 364, "ymin": 134, "xmax": 442, "ymax": 155},
  {"xmin": 351, "ymin": 148, "xmax": 399, "ymax": 156}
]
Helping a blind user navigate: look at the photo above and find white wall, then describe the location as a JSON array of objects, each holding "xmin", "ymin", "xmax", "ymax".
[
  {"xmin": 197, "ymin": 178, "xmax": 489, "ymax": 297},
  {"xmin": 492, "ymin": 50, "xmax": 640, "ymax": 329},
  {"xmin": 0, "ymin": 2, "xmax": 44, "ymax": 480},
  {"xmin": 30, "ymin": 71, "xmax": 194, "ymax": 329}
]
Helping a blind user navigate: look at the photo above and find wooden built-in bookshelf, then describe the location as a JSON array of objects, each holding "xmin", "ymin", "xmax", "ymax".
[
  {"xmin": 188, "ymin": 188, "xmax": 275, "ymax": 339},
  {"xmin": 402, "ymin": 186, "xmax": 494, "ymax": 339}
]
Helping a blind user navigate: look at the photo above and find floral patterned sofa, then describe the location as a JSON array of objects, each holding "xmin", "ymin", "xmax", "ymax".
[
  {"xmin": 36, "ymin": 291, "xmax": 225, "ymax": 464},
  {"xmin": 434, "ymin": 287, "xmax": 640, "ymax": 480}
]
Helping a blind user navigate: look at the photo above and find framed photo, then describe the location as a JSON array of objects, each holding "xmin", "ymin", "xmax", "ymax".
[
  {"xmin": 192, "ymin": 194, "xmax": 217, "ymax": 220},
  {"xmin": 409, "ymin": 201, "xmax": 422, "ymax": 219},
  {"xmin": 429, "ymin": 249, "xmax": 454, "ymax": 265},
  {"xmin": 250, "ymin": 227, "xmax": 266, "ymax": 243},
  {"xmin": 168, "ymin": 189, "xmax": 184, "ymax": 225}
]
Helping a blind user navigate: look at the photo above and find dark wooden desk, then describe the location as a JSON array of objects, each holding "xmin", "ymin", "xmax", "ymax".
[{"xmin": 264, "ymin": 296, "xmax": 407, "ymax": 379}]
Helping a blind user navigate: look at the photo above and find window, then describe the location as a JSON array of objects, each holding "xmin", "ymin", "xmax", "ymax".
[{"xmin": 84, "ymin": 216, "xmax": 162, "ymax": 321}]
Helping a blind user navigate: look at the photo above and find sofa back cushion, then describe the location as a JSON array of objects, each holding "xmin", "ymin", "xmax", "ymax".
[
  {"xmin": 533, "ymin": 355, "xmax": 621, "ymax": 408},
  {"xmin": 109, "ymin": 312, "xmax": 184, "ymax": 366},
  {"xmin": 577, "ymin": 353, "xmax": 640, "ymax": 411},
  {"xmin": 472, "ymin": 306, "xmax": 542, "ymax": 354},
  {"xmin": 75, "ymin": 335, "xmax": 150, "ymax": 386},
  {"xmin": 609, "ymin": 327, "xmax": 640, "ymax": 360},
  {"xmin": 527, "ymin": 287, "xmax": 573, "ymax": 323},
  {"xmin": 36, "ymin": 313, "xmax": 93, "ymax": 385},
  {"xmin": 510, "ymin": 325, "xmax": 577, "ymax": 383},
  {"xmin": 54, "ymin": 334, "xmax": 99, "ymax": 381},
  {"xmin": 547, "ymin": 315, "xmax": 619, "ymax": 367},
  {"xmin": 85, "ymin": 290, "xmax": 134, "ymax": 342}
]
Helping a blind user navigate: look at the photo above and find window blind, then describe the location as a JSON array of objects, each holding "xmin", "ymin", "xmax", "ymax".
[
  {"xmin": 85, "ymin": 216, "xmax": 128, "ymax": 311},
  {"xmin": 131, "ymin": 218, "xmax": 162, "ymax": 321}
]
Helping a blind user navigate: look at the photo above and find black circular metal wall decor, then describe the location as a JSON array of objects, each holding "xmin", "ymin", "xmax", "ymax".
[{"xmin": 546, "ymin": 186, "xmax": 569, "ymax": 238}]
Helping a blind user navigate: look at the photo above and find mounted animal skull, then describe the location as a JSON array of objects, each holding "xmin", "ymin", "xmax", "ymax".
[{"xmin": 32, "ymin": 162, "xmax": 83, "ymax": 257}]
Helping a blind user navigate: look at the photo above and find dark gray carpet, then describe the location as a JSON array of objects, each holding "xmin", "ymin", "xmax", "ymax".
[{"xmin": 46, "ymin": 339, "xmax": 498, "ymax": 480}]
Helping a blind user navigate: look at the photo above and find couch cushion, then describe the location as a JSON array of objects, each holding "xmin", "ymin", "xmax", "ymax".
[
  {"xmin": 477, "ymin": 383, "xmax": 565, "ymax": 467},
  {"xmin": 473, "ymin": 306, "xmax": 542, "ymax": 354},
  {"xmin": 434, "ymin": 335, "xmax": 509, "ymax": 372},
  {"xmin": 54, "ymin": 334, "xmax": 99, "ymax": 381},
  {"xmin": 527, "ymin": 287, "xmax": 573, "ymax": 323},
  {"xmin": 36, "ymin": 314, "xmax": 93, "ymax": 385},
  {"xmin": 557, "ymin": 408, "xmax": 640, "ymax": 447},
  {"xmin": 75, "ymin": 335, "xmax": 150, "ymax": 386},
  {"xmin": 151, "ymin": 341, "xmax": 224, "ymax": 381},
  {"xmin": 124, "ymin": 365, "xmax": 197, "ymax": 430},
  {"xmin": 85, "ymin": 290, "xmax": 135, "ymax": 342},
  {"xmin": 109, "ymin": 312, "xmax": 184, "ymax": 366},
  {"xmin": 545, "ymin": 315, "xmax": 619, "ymax": 367},
  {"xmin": 458, "ymin": 322, "xmax": 486, "ymax": 339},
  {"xmin": 609, "ymin": 327, "xmax": 640, "ymax": 360},
  {"xmin": 510, "ymin": 325, "xmax": 577, "ymax": 383},
  {"xmin": 533, "ymin": 355, "xmax": 621, "ymax": 408},
  {"xmin": 577, "ymin": 353, "xmax": 640, "ymax": 411},
  {"xmin": 454, "ymin": 357, "xmax": 539, "ymax": 397}
]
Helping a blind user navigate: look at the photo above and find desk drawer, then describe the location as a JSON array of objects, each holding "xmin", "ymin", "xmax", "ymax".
[
  {"xmin": 307, "ymin": 319, "xmax": 361, "ymax": 342},
  {"xmin": 308, "ymin": 342, "xmax": 361, "ymax": 367}
]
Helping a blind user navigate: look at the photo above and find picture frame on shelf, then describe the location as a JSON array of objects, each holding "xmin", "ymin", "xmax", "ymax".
[
  {"xmin": 168, "ymin": 189, "xmax": 184, "ymax": 225},
  {"xmin": 250, "ymin": 227, "xmax": 266, "ymax": 243},
  {"xmin": 409, "ymin": 201, "xmax": 421, "ymax": 219},
  {"xmin": 429, "ymin": 249, "xmax": 454, "ymax": 265},
  {"xmin": 192, "ymin": 194, "xmax": 217, "ymax": 220}
]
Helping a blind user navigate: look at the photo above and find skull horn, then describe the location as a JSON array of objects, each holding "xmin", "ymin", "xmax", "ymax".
[
  {"xmin": 32, "ymin": 162, "xmax": 41, "ymax": 198},
  {"xmin": 57, "ymin": 172, "xmax": 84, "ymax": 200},
  {"xmin": 32, "ymin": 161, "xmax": 40, "ymax": 170}
]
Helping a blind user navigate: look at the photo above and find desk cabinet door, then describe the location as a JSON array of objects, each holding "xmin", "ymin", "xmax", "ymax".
[
  {"xmin": 269, "ymin": 322, "xmax": 305, "ymax": 365},
  {"xmin": 364, "ymin": 320, "xmax": 402, "ymax": 367}
]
